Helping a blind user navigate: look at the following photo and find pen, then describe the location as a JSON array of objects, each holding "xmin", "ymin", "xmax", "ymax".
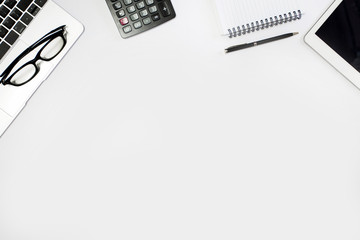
[{"xmin": 225, "ymin": 32, "xmax": 299, "ymax": 53}]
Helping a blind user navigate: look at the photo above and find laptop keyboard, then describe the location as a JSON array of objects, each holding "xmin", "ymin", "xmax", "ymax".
[{"xmin": 0, "ymin": 0, "xmax": 47, "ymax": 61}]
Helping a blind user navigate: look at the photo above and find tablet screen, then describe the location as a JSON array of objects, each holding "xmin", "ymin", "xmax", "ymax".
[{"xmin": 316, "ymin": 0, "xmax": 360, "ymax": 72}]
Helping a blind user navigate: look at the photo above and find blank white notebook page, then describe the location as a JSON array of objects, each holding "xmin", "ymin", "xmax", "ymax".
[{"xmin": 214, "ymin": 0, "xmax": 301, "ymax": 36}]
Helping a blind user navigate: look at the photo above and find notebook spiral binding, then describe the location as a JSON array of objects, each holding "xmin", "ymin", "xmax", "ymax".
[{"xmin": 227, "ymin": 10, "xmax": 302, "ymax": 38}]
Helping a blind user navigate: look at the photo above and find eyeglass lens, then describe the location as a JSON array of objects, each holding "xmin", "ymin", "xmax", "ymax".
[
  {"xmin": 8, "ymin": 36, "xmax": 65, "ymax": 86},
  {"xmin": 40, "ymin": 36, "xmax": 66, "ymax": 60}
]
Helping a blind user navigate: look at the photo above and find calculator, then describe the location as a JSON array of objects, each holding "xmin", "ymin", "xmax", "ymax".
[{"xmin": 105, "ymin": 0, "xmax": 176, "ymax": 39}]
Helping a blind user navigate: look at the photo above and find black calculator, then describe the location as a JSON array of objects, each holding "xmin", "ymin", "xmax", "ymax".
[{"xmin": 105, "ymin": 0, "xmax": 176, "ymax": 39}]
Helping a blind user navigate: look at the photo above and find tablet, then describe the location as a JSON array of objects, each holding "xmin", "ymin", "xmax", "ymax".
[{"xmin": 305, "ymin": 0, "xmax": 360, "ymax": 89}]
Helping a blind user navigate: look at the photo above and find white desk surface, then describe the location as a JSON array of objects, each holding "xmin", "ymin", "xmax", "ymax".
[{"xmin": 1, "ymin": 0, "xmax": 360, "ymax": 239}]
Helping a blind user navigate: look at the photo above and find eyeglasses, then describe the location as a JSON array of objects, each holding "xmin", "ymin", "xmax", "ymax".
[{"xmin": 0, "ymin": 25, "xmax": 67, "ymax": 87}]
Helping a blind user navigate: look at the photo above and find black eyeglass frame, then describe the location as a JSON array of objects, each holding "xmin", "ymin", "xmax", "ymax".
[{"xmin": 0, "ymin": 25, "xmax": 67, "ymax": 87}]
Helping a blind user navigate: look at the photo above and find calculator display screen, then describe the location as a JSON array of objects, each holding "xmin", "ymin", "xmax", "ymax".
[{"xmin": 316, "ymin": 0, "xmax": 360, "ymax": 72}]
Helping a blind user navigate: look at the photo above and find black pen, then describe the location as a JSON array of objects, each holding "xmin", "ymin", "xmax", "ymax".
[{"xmin": 225, "ymin": 32, "xmax": 299, "ymax": 53}]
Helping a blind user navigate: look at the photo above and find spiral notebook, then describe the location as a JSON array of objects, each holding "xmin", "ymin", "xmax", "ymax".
[{"xmin": 214, "ymin": 0, "xmax": 302, "ymax": 38}]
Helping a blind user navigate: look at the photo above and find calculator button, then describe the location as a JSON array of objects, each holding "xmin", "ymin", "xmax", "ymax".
[
  {"xmin": 136, "ymin": 1, "xmax": 145, "ymax": 9},
  {"xmin": 149, "ymin": 6, "xmax": 157, "ymax": 14},
  {"xmin": 113, "ymin": 2, "xmax": 122, "ymax": 10},
  {"xmin": 158, "ymin": 2, "xmax": 171, "ymax": 17},
  {"xmin": 143, "ymin": 17, "xmax": 151, "ymax": 25},
  {"xmin": 152, "ymin": 13, "xmax": 160, "ymax": 21},
  {"xmin": 120, "ymin": 17, "xmax": 129, "ymax": 25},
  {"xmin": 116, "ymin": 9, "xmax": 126, "ymax": 17},
  {"xmin": 123, "ymin": 0, "xmax": 132, "ymax": 5},
  {"xmin": 145, "ymin": 0, "xmax": 154, "ymax": 5},
  {"xmin": 123, "ymin": 25, "xmax": 132, "ymax": 33},
  {"xmin": 139, "ymin": 9, "xmax": 148, "ymax": 17},
  {"xmin": 133, "ymin": 21, "xmax": 142, "ymax": 29},
  {"xmin": 130, "ymin": 13, "xmax": 139, "ymax": 20},
  {"xmin": 127, "ymin": 5, "xmax": 136, "ymax": 13}
]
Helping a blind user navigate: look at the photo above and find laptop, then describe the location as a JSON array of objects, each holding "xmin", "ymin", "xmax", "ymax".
[{"xmin": 0, "ymin": 0, "xmax": 83, "ymax": 136}]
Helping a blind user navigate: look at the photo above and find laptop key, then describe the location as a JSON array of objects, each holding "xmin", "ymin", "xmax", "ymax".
[
  {"xmin": 5, "ymin": 30, "xmax": 19, "ymax": 45},
  {"xmin": 4, "ymin": 0, "xmax": 18, "ymax": 9},
  {"xmin": 10, "ymin": 8, "xmax": 22, "ymax": 20},
  {"xmin": 3, "ymin": 17, "xmax": 15, "ymax": 29},
  {"xmin": 0, "ymin": 41, "xmax": 10, "ymax": 60},
  {"xmin": 13, "ymin": 21, "xmax": 25, "ymax": 34},
  {"xmin": 28, "ymin": 4, "xmax": 40, "ymax": 16},
  {"xmin": 0, "ymin": 25, "xmax": 8, "ymax": 38},
  {"xmin": 17, "ymin": 0, "xmax": 32, "ymax": 11},
  {"xmin": 20, "ymin": 12, "xmax": 32, "ymax": 24},
  {"xmin": 34, "ymin": 0, "xmax": 47, "ymax": 7},
  {"xmin": 0, "ymin": 6, "xmax": 10, "ymax": 18}
]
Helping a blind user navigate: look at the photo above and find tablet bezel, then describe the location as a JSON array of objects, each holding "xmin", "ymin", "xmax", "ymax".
[{"xmin": 304, "ymin": 0, "xmax": 360, "ymax": 89}]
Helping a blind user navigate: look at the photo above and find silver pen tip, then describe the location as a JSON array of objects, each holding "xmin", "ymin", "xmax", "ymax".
[{"xmin": 293, "ymin": 32, "xmax": 299, "ymax": 35}]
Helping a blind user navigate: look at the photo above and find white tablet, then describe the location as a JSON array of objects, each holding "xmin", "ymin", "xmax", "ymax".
[{"xmin": 305, "ymin": 0, "xmax": 360, "ymax": 89}]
